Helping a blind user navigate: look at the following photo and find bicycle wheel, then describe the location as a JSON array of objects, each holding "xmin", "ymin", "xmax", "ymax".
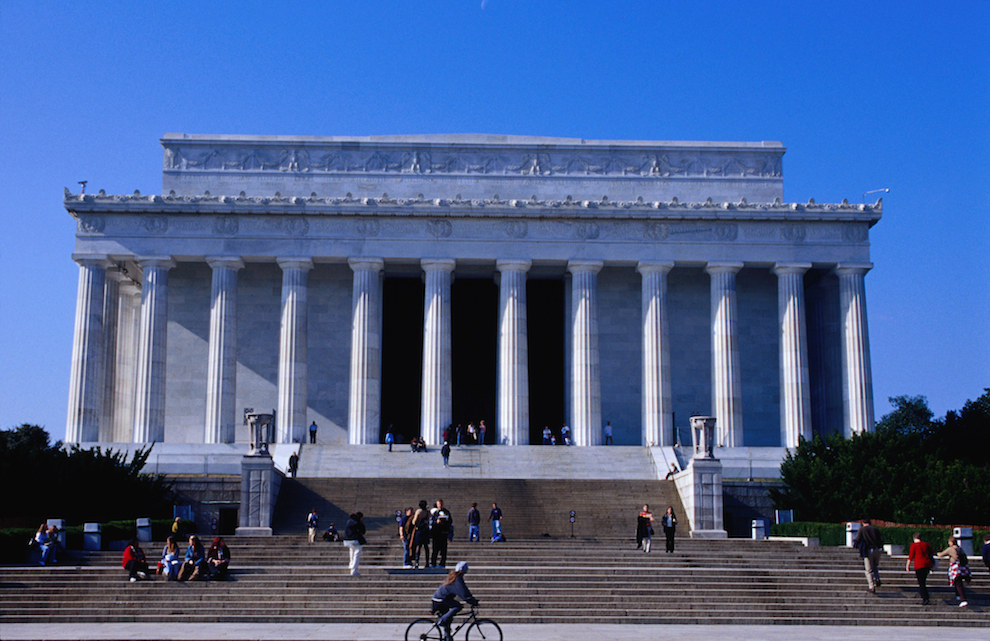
[
  {"xmin": 466, "ymin": 618, "xmax": 502, "ymax": 641},
  {"xmin": 405, "ymin": 618, "xmax": 443, "ymax": 641}
]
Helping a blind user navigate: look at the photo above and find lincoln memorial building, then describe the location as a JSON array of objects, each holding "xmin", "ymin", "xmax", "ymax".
[{"xmin": 64, "ymin": 134, "xmax": 880, "ymax": 454}]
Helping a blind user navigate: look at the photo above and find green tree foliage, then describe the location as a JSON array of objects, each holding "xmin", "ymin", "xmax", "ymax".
[
  {"xmin": 771, "ymin": 389, "xmax": 990, "ymax": 524},
  {"xmin": 0, "ymin": 425, "xmax": 173, "ymax": 525}
]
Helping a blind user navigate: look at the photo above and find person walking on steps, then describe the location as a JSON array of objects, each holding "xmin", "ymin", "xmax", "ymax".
[
  {"xmin": 343, "ymin": 512, "xmax": 366, "ymax": 576},
  {"xmin": 636, "ymin": 504, "xmax": 655, "ymax": 552},
  {"xmin": 431, "ymin": 561, "xmax": 479, "ymax": 641},
  {"xmin": 853, "ymin": 519, "xmax": 884, "ymax": 593},
  {"xmin": 661, "ymin": 506, "xmax": 677, "ymax": 553},
  {"xmin": 467, "ymin": 503, "xmax": 481, "ymax": 542},
  {"xmin": 385, "ymin": 427, "xmax": 395, "ymax": 452},
  {"xmin": 906, "ymin": 531, "xmax": 935, "ymax": 605},
  {"xmin": 309, "ymin": 420, "xmax": 318, "ymax": 444},
  {"xmin": 937, "ymin": 535, "xmax": 972, "ymax": 607}
]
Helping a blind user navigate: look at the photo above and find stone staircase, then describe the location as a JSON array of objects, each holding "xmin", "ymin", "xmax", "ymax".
[
  {"xmin": 273, "ymin": 477, "xmax": 686, "ymax": 539},
  {"xmin": 2, "ymin": 537, "xmax": 987, "ymax": 626}
]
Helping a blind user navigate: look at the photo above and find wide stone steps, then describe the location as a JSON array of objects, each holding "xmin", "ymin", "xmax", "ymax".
[
  {"xmin": 272, "ymin": 477, "xmax": 688, "ymax": 538},
  {"xmin": 3, "ymin": 539, "xmax": 986, "ymax": 627}
]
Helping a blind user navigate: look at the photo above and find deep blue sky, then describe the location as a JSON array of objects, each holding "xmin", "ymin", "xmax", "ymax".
[{"xmin": 2, "ymin": 2, "xmax": 987, "ymax": 440}]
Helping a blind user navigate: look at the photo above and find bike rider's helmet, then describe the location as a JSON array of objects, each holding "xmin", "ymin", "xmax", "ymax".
[{"xmin": 455, "ymin": 561, "xmax": 469, "ymax": 574}]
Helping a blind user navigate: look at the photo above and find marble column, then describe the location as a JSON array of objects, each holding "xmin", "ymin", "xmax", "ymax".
[
  {"xmin": 99, "ymin": 268, "xmax": 123, "ymax": 441},
  {"xmin": 568, "ymin": 260, "xmax": 603, "ymax": 446},
  {"xmin": 638, "ymin": 261, "xmax": 674, "ymax": 447},
  {"xmin": 276, "ymin": 258, "xmax": 313, "ymax": 444},
  {"xmin": 706, "ymin": 262, "xmax": 744, "ymax": 448},
  {"xmin": 347, "ymin": 258, "xmax": 384, "ymax": 445},
  {"xmin": 66, "ymin": 255, "xmax": 110, "ymax": 443},
  {"xmin": 836, "ymin": 263, "xmax": 875, "ymax": 436},
  {"xmin": 204, "ymin": 257, "xmax": 244, "ymax": 443},
  {"xmin": 133, "ymin": 256, "xmax": 175, "ymax": 443},
  {"xmin": 775, "ymin": 263, "xmax": 812, "ymax": 448},
  {"xmin": 496, "ymin": 259, "xmax": 531, "ymax": 446},
  {"xmin": 113, "ymin": 281, "xmax": 141, "ymax": 442},
  {"xmin": 421, "ymin": 258, "xmax": 455, "ymax": 447}
]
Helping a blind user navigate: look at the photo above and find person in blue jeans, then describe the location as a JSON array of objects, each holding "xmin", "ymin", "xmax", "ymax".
[
  {"xmin": 489, "ymin": 503, "xmax": 503, "ymax": 541},
  {"xmin": 432, "ymin": 561, "xmax": 478, "ymax": 641},
  {"xmin": 466, "ymin": 503, "xmax": 481, "ymax": 542}
]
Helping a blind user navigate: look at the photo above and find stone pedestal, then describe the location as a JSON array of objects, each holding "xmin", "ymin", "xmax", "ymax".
[
  {"xmin": 236, "ymin": 454, "xmax": 280, "ymax": 536},
  {"xmin": 676, "ymin": 457, "xmax": 727, "ymax": 538}
]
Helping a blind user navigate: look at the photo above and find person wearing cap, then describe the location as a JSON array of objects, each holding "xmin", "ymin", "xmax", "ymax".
[{"xmin": 432, "ymin": 561, "xmax": 479, "ymax": 641}]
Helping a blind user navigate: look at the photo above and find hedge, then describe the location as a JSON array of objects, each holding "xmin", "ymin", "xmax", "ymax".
[{"xmin": 1, "ymin": 518, "xmax": 176, "ymax": 564}]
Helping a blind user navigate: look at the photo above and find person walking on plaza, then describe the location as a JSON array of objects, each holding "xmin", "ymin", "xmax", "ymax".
[
  {"xmin": 937, "ymin": 535, "xmax": 972, "ymax": 607},
  {"xmin": 636, "ymin": 504, "xmax": 655, "ymax": 552},
  {"xmin": 604, "ymin": 421, "xmax": 613, "ymax": 445},
  {"xmin": 343, "ymin": 512, "xmax": 366, "ymax": 576},
  {"xmin": 661, "ymin": 506, "xmax": 677, "ymax": 553},
  {"xmin": 307, "ymin": 508, "xmax": 319, "ymax": 543},
  {"xmin": 467, "ymin": 503, "xmax": 481, "ymax": 542},
  {"xmin": 309, "ymin": 420, "xmax": 318, "ymax": 444},
  {"xmin": 430, "ymin": 499, "xmax": 453, "ymax": 567},
  {"xmin": 478, "ymin": 420, "xmax": 487, "ymax": 444},
  {"xmin": 441, "ymin": 441, "xmax": 451, "ymax": 468},
  {"xmin": 853, "ymin": 519, "xmax": 884, "ymax": 593},
  {"xmin": 385, "ymin": 427, "xmax": 395, "ymax": 452},
  {"xmin": 906, "ymin": 532, "xmax": 935, "ymax": 605},
  {"xmin": 489, "ymin": 502, "xmax": 504, "ymax": 542}
]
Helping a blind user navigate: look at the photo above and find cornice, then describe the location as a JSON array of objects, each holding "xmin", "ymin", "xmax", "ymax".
[{"xmin": 64, "ymin": 190, "xmax": 882, "ymax": 225}]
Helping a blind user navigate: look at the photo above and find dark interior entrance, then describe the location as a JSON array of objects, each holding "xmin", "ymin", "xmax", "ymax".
[
  {"xmin": 526, "ymin": 279, "xmax": 565, "ymax": 443},
  {"xmin": 451, "ymin": 278, "xmax": 497, "ymax": 440},
  {"xmin": 381, "ymin": 276, "xmax": 424, "ymax": 443}
]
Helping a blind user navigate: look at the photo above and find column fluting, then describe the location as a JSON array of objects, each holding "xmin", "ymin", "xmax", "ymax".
[
  {"xmin": 638, "ymin": 261, "xmax": 674, "ymax": 446},
  {"xmin": 347, "ymin": 258, "xmax": 385, "ymax": 445},
  {"xmin": 66, "ymin": 255, "xmax": 110, "ymax": 443},
  {"xmin": 421, "ymin": 258, "xmax": 455, "ymax": 447},
  {"xmin": 204, "ymin": 257, "xmax": 244, "ymax": 443},
  {"xmin": 133, "ymin": 256, "xmax": 175, "ymax": 443},
  {"xmin": 706, "ymin": 262, "xmax": 744, "ymax": 448},
  {"xmin": 276, "ymin": 258, "xmax": 313, "ymax": 444},
  {"xmin": 774, "ymin": 263, "xmax": 812, "ymax": 448},
  {"xmin": 496, "ymin": 259, "xmax": 531, "ymax": 446},
  {"xmin": 568, "ymin": 260, "xmax": 603, "ymax": 446},
  {"xmin": 113, "ymin": 281, "xmax": 141, "ymax": 442},
  {"xmin": 99, "ymin": 268, "xmax": 123, "ymax": 441},
  {"xmin": 836, "ymin": 263, "xmax": 876, "ymax": 436}
]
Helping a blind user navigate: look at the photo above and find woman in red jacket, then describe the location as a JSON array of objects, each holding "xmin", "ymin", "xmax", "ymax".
[
  {"xmin": 122, "ymin": 539, "xmax": 149, "ymax": 582},
  {"xmin": 905, "ymin": 532, "xmax": 934, "ymax": 605}
]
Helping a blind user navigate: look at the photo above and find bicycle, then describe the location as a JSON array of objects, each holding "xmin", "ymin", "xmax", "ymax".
[{"xmin": 405, "ymin": 605, "xmax": 502, "ymax": 641}]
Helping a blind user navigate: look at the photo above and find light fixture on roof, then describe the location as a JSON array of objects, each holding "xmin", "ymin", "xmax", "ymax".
[{"xmin": 862, "ymin": 187, "xmax": 890, "ymax": 203}]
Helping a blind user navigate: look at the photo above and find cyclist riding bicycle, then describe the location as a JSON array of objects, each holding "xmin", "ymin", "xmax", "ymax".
[{"xmin": 431, "ymin": 561, "xmax": 478, "ymax": 641}]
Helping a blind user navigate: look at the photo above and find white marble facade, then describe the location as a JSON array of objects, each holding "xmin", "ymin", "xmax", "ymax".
[{"xmin": 65, "ymin": 134, "xmax": 880, "ymax": 448}]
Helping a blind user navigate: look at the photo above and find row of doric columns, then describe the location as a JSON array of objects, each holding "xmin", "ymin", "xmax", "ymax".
[{"xmin": 67, "ymin": 255, "xmax": 875, "ymax": 447}]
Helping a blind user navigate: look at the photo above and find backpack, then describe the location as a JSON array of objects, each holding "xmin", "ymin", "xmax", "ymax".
[{"xmin": 958, "ymin": 547, "xmax": 969, "ymax": 567}]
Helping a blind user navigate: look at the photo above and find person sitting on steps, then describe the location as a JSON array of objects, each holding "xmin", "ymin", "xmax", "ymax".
[{"xmin": 431, "ymin": 561, "xmax": 479, "ymax": 641}]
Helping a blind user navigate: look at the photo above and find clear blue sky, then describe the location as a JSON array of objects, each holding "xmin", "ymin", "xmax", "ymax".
[{"xmin": 2, "ymin": 2, "xmax": 987, "ymax": 440}]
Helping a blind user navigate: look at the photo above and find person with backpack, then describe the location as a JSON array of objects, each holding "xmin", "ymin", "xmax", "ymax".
[
  {"xmin": 905, "ymin": 532, "xmax": 935, "ymax": 605},
  {"xmin": 937, "ymin": 535, "xmax": 972, "ymax": 607},
  {"xmin": 410, "ymin": 500, "xmax": 431, "ymax": 568}
]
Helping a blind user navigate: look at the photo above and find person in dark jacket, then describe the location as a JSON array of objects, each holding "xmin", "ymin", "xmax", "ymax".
[
  {"xmin": 432, "ymin": 561, "xmax": 479, "ymax": 641},
  {"xmin": 852, "ymin": 519, "xmax": 884, "ymax": 593},
  {"xmin": 207, "ymin": 537, "xmax": 231, "ymax": 579},
  {"xmin": 661, "ymin": 506, "xmax": 677, "ymax": 553},
  {"xmin": 121, "ymin": 539, "xmax": 149, "ymax": 582},
  {"xmin": 343, "ymin": 512, "xmax": 366, "ymax": 576}
]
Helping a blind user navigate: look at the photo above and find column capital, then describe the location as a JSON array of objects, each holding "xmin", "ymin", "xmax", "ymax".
[
  {"xmin": 496, "ymin": 258, "xmax": 532, "ymax": 273},
  {"xmin": 637, "ymin": 260, "xmax": 675, "ymax": 275},
  {"xmin": 773, "ymin": 262, "xmax": 812, "ymax": 276},
  {"xmin": 277, "ymin": 257, "xmax": 313, "ymax": 271},
  {"xmin": 206, "ymin": 256, "xmax": 245, "ymax": 270},
  {"xmin": 71, "ymin": 253, "xmax": 112, "ymax": 268},
  {"xmin": 348, "ymin": 257, "xmax": 385, "ymax": 272},
  {"xmin": 567, "ymin": 259, "xmax": 604, "ymax": 275},
  {"xmin": 834, "ymin": 263, "xmax": 873, "ymax": 276},
  {"xmin": 421, "ymin": 258, "xmax": 456, "ymax": 272},
  {"xmin": 705, "ymin": 261, "xmax": 743, "ymax": 275},
  {"xmin": 135, "ymin": 255, "xmax": 176, "ymax": 270}
]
